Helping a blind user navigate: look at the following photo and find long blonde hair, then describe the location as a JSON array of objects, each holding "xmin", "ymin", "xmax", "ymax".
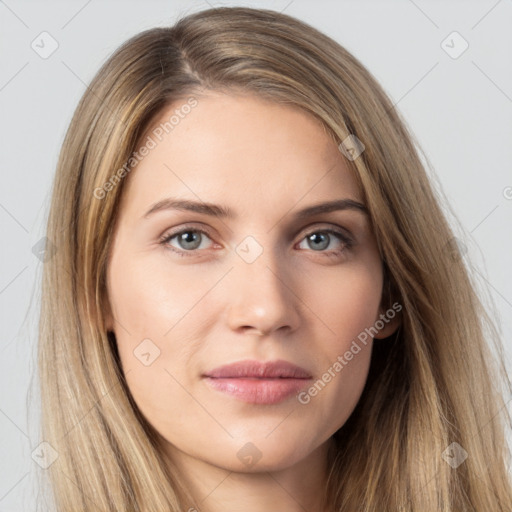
[{"xmin": 37, "ymin": 6, "xmax": 512, "ymax": 511}]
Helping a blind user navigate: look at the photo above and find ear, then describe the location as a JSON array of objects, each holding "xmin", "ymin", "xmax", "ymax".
[
  {"xmin": 101, "ymin": 286, "xmax": 115, "ymax": 333},
  {"xmin": 372, "ymin": 263, "xmax": 402, "ymax": 339},
  {"xmin": 104, "ymin": 311, "xmax": 114, "ymax": 333},
  {"xmin": 372, "ymin": 302, "xmax": 402, "ymax": 340}
]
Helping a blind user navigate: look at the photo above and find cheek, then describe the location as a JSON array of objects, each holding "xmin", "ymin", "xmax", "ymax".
[
  {"xmin": 294, "ymin": 261, "xmax": 382, "ymax": 433},
  {"xmin": 106, "ymin": 254, "xmax": 220, "ymax": 432},
  {"xmin": 305, "ymin": 258, "xmax": 383, "ymax": 348},
  {"xmin": 107, "ymin": 251, "xmax": 218, "ymax": 342}
]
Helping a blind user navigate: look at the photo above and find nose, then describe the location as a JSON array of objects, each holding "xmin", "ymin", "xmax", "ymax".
[{"xmin": 225, "ymin": 249, "xmax": 302, "ymax": 336}]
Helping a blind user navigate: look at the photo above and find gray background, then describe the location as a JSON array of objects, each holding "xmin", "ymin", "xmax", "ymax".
[{"xmin": 1, "ymin": 0, "xmax": 511, "ymax": 509}]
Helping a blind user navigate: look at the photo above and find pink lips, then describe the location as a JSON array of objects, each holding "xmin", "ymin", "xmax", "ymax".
[{"xmin": 202, "ymin": 359, "xmax": 312, "ymax": 405}]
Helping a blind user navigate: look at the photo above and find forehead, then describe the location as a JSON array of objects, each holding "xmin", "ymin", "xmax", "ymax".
[{"xmin": 120, "ymin": 91, "xmax": 362, "ymax": 219}]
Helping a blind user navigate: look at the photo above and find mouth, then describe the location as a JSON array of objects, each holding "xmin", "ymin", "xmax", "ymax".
[{"xmin": 202, "ymin": 359, "xmax": 312, "ymax": 405}]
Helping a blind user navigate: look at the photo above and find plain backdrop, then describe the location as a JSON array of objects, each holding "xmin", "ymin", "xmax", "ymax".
[{"xmin": 1, "ymin": 0, "xmax": 511, "ymax": 509}]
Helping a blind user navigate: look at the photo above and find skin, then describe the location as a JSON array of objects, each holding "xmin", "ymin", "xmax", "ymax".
[{"xmin": 105, "ymin": 90, "xmax": 399, "ymax": 512}]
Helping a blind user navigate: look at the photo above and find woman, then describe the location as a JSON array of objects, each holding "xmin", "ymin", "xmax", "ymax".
[{"xmin": 37, "ymin": 6, "xmax": 512, "ymax": 511}]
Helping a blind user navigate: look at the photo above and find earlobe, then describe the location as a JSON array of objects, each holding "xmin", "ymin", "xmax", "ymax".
[
  {"xmin": 372, "ymin": 303, "xmax": 402, "ymax": 340},
  {"xmin": 103, "ymin": 295, "xmax": 115, "ymax": 332},
  {"xmin": 105, "ymin": 316, "xmax": 114, "ymax": 333},
  {"xmin": 104, "ymin": 308, "xmax": 114, "ymax": 332}
]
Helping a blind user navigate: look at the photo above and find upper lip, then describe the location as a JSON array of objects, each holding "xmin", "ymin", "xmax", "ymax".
[{"xmin": 203, "ymin": 359, "xmax": 312, "ymax": 379}]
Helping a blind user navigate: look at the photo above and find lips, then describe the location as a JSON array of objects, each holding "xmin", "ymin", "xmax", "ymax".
[
  {"xmin": 204, "ymin": 359, "xmax": 312, "ymax": 379},
  {"xmin": 202, "ymin": 359, "xmax": 312, "ymax": 405}
]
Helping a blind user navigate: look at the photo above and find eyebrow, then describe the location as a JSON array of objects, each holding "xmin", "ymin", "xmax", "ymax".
[{"xmin": 143, "ymin": 197, "xmax": 368, "ymax": 220}]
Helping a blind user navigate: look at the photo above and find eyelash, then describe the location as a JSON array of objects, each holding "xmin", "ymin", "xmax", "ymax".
[{"xmin": 158, "ymin": 224, "xmax": 354, "ymax": 259}]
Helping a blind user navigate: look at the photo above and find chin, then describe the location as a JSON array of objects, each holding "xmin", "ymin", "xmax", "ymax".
[{"xmin": 212, "ymin": 433, "xmax": 323, "ymax": 473}]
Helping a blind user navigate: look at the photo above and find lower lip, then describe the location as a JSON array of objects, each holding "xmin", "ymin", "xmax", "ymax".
[{"xmin": 204, "ymin": 377, "xmax": 310, "ymax": 405}]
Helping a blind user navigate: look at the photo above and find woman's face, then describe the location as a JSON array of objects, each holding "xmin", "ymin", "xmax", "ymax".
[{"xmin": 105, "ymin": 91, "xmax": 398, "ymax": 473}]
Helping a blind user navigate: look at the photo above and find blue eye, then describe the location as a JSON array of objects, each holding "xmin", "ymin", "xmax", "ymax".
[
  {"xmin": 158, "ymin": 225, "xmax": 353, "ymax": 258},
  {"xmin": 159, "ymin": 227, "xmax": 214, "ymax": 256},
  {"xmin": 298, "ymin": 229, "xmax": 353, "ymax": 256}
]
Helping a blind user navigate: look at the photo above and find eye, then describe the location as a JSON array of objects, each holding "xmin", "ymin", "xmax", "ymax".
[
  {"xmin": 158, "ymin": 225, "xmax": 354, "ymax": 258},
  {"xmin": 159, "ymin": 226, "xmax": 215, "ymax": 256},
  {"xmin": 296, "ymin": 228, "xmax": 353, "ymax": 256}
]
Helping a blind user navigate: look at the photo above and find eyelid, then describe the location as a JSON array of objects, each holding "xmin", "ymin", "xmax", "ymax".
[{"xmin": 300, "ymin": 221, "xmax": 354, "ymax": 239}]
